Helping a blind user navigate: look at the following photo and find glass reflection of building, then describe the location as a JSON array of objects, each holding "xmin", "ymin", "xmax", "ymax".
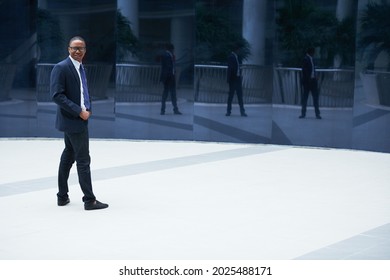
[{"xmin": 0, "ymin": 0, "xmax": 389, "ymax": 153}]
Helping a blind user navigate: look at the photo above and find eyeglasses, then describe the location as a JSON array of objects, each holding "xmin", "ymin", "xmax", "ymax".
[{"xmin": 69, "ymin": 46, "xmax": 86, "ymax": 52}]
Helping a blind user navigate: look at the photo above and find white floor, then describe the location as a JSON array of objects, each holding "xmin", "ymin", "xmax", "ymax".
[{"xmin": 1, "ymin": 138, "xmax": 390, "ymax": 260}]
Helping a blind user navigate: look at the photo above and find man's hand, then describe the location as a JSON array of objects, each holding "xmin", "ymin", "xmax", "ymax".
[{"xmin": 79, "ymin": 110, "xmax": 91, "ymax": 120}]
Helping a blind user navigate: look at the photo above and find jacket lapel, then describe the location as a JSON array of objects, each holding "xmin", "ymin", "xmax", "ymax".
[{"xmin": 66, "ymin": 57, "xmax": 81, "ymax": 88}]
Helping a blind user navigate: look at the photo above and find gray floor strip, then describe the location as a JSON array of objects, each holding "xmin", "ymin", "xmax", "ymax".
[
  {"xmin": 194, "ymin": 115, "xmax": 270, "ymax": 143},
  {"xmin": 0, "ymin": 144, "xmax": 288, "ymax": 197},
  {"xmin": 353, "ymin": 109, "xmax": 390, "ymax": 127},
  {"xmin": 295, "ymin": 223, "xmax": 390, "ymax": 260},
  {"xmin": 116, "ymin": 112, "xmax": 193, "ymax": 131}
]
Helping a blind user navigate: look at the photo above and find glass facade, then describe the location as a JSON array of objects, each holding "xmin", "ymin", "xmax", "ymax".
[{"xmin": 0, "ymin": 0, "xmax": 389, "ymax": 153}]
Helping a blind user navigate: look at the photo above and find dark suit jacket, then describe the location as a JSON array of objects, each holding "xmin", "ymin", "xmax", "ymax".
[
  {"xmin": 50, "ymin": 57, "xmax": 91, "ymax": 133},
  {"xmin": 159, "ymin": 51, "xmax": 175, "ymax": 83},
  {"xmin": 227, "ymin": 52, "xmax": 240, "ymax": 83},
  {"xmin": 301, "ymin": 54, "xmax": 315, "ymax": 86}
]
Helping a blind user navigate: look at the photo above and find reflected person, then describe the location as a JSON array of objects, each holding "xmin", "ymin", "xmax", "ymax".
[
  {"xmin": 226, "ymin": 43, "xmax": 247, "ymax": 117},
  {"xmin": 159, "ymin": 43, "xmax": 181, "ymax": 115},
  {"xmin": 50, "ymin": 36, "xmax": 109, "ymax": 210},
  {"xmin": 300, "ymin": 47, "xmax": 321, "ymax": 119}
]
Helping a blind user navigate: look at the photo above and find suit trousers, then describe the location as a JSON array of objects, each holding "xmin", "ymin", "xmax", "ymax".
[
  {"xmin": 57, "ymin": 128, "xmax": 96, "ymax": 203},
  {"xmin": 227, "ymin": 76, "xmax": 245, "ymax": 113},
  {"xmin": 161, "ymin": 76, "xmax": 178, "ymax": 112},
  {"xmin": 301, "ymin": 78, "xmax": 320, "ymax": 116}
]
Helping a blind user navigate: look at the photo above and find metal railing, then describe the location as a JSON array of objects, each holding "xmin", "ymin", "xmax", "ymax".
[
  {"xmin": 273, "ymin": 67, "xmax": 355, "ymax": 107},
  {"xmin": 363, "ymin": 70, "xmax": 390, "ymax": 106},
  {"xmin": 194, "ymin": 64, "xmax": 272, "ymax": 104},
  {"xmin": 36, "ymin": 63, "xmax": 112, "ymax": 102},
  {"xmin": 116, "ymin": 63, "xmax": 184, "ymax": 102},
  {"xmin": 0, "ymin": 64, "xmax": 17, "ymax": 101},
  {"xmin": 35, "ymin": 63, "xmax": 355, "ymax": 107},
  {"xmin": 116, "ymin": 63, "xmax": 161, "ymax": 102}
]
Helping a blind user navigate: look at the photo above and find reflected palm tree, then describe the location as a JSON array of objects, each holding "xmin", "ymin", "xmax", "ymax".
[
  {"xmin": 116, "ymin": 10, "xmax": 139, "ymax": 63},
  {"xmin": 196, "ymin": 2, "xmax": 250, "ymax": 64},
  {"xmin": 277, "ymin": 0, "xmax": 355, "ymax": 68}
]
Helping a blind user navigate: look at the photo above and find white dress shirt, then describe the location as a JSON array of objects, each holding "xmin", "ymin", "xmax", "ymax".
[{"xmin": 69, "ymin": 55, "xmax": 87, "ymax": 111}]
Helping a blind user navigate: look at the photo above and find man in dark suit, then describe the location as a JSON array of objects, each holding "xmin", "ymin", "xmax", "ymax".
[
  {"xmin": 50, "ymin": 36, "xmax": 108, "ymax": 210},
  {"xmin": 226, "ymin": 43, "xmax": 247, "ymax": 117},
  {"xmin": 300, "ymin": 47, "xmax": 321, "ymax": 119},
  {"xmin": 159, "ymin": 43, "xmax": 181, "ymax": 115}
]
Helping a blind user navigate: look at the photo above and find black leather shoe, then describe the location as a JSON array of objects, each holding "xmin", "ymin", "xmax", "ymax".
[
  {"xmin": 174, "ymin": 110, "xmax": 182, "ymax": 115},
  {"xmin": 225, "ymin": 112, "xmax": 231, "ymax": 116},
  {"xmin": 58, "ymin": 198, "xmax": 70, "ymax": 206},
  {"xmin": 160, "ymin": 111, "xmax": 165, "ymax": 115},
  {"xmin": 299, "ymin": 115, "xmax": 305, "ymax": 119},
  {"xmin": 84, "ymin": 200, "xmax": 109, "ymax": 210},
  {"xmin": 241, "ymin": 112, "xmax": 248, "ymax": 117},
  {"xmin": 316, "ymin": 115, "xmax": 322, "ymax": 119}
]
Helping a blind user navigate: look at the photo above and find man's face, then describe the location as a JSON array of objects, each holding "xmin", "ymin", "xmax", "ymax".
[{"xmin": 68, "ymin": 40, "xmax": 86, "ymax": 62}]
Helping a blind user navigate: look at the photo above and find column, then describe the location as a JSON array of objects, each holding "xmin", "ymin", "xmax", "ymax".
[
  {"xmin": 336, "ymin": 0, "xmax": 354, "ymax": 20},
  {"xmin": 171, "ymin": 16, "xmax": 193, "ymax": 65},
  {"xmin": 38, "ymin": 0, "xmax": 48, "ymax": 9},
  {"xmin": 118, "ymin": 0, "xmax": 139, "ymax": 37},
  {"xmin": 242, "ymin": 0, "xmax": 267, "ymax": 65},
  {"xmin": 334, "ymin": 0, "xmax": 355, "ymax": 68}
]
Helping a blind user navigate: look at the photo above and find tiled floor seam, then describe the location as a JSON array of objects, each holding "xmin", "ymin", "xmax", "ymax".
[{"xmin": 0, "ymin": 145, "xmax": 288, "ymax": 197}]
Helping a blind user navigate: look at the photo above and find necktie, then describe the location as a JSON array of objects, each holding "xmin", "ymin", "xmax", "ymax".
[
  {"xmin": 310, "ymin": 56, "xmax": 315, "ymax": 78},
  {"xmin": 234, "ymin": 53, "xmax": 240, "ymax": 76},
  {"xmin": 79, "ymin": 64, "xmax": 90, "ymax": 110},
  {"xmin": 170, "ymin": 52, "xmax": 175, "ymax": 75}
]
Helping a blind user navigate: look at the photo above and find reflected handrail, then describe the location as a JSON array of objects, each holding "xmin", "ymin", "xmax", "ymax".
[
  {"xmin": 194, "ymin": 64, "xmax": 272, "ymax": 104},
  {"xmin": 0, "ymin": 64, "xmax": 17, "ymax": 101},
  {"xmin": 116, "ymin": 63, "xmax": 183, "ymax": 103},
  {"xmin": 273, "ymin": 67, "xmax": 355, "ymax": 107},
  {"xmin": 194, "ymin": 65, "xmax": 354, "ymax": 107},
  {"xmin": 361, "ymin": 70, "xmax": 390, "ymax": 106}
]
